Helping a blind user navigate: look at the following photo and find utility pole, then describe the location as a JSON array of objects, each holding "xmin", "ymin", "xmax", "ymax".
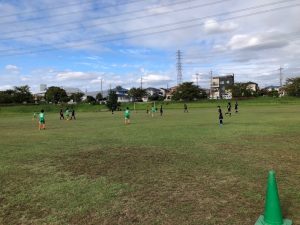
[
  {"xmin": 100, "ymin": 78, "xmax": 103, "ymax": 95},
  {"xmin": 140, "ymin": 76, "xmax": 143, "ymax": 89},
  {"xmin": 279, "ymin": 67, "xmax": 283, "ymax": 87},
  {"xmin": 209, "ymin": 70, "xmax": 213, "ymax": 98},
  {"xmin": 195, "ymin": 73, "xmax": 199, "ymax": 87},
  {"xmin": 176, "ymin": 50, "xmax": 183, "ymax": 85}
]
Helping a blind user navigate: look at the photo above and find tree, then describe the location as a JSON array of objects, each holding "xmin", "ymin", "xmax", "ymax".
[
  {"xmin": 172, "ymin": 82, "xmax": 207, "ymax": 101},
  {"xmin": 148, "ymin": 93, "xmax": 165, "ymax": 101},
  {"xmin": 13, "ymin": 85, "xmax": 33, "ymax": 103},
  {"xmin": 227, "ymin": 83, "xmax": 256, "ymax": 98},
  {"xmin": 86, "ymin": 95, "xmax": 96, "ymax": 104},
  {"xmin": 0, "ymin": 89, "xmax": 14, "ymax": 104},
  {"xmin": 258, "ymin": 88, "xmax": 279, "ymax": 97},
  {"xmin": 96, "ymin": 92, "xmax": 103, "ymax": 102},
  {"xmin": 70, "ymin": 92, "xmax": 84, "ymax": 103},
  {"xmin": 45, "ymin": 86, "xmax": 69, "ymax": 103},
  {"xmin": 0, "ymin": 86, "xmax": 33, "ymax": 104},
  {"xmin": 128, "ymin": 88, "xmax": 147, "ymax": 102},
  {"xmin": 106, "ymin": 90, "xmax": 118, "ymax": 110},
  {"xmin": 285, "ymin": 77, "xmax": 300, "ymax": 96}
]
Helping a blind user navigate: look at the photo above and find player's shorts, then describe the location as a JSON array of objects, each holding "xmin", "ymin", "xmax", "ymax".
[
  {"xmin": 125, "ymin": 115, "xmax": 130, "ymax": 119},
  {"xmin": 39, "ymin": 119, "xmax": 45, "ymax": 124}
]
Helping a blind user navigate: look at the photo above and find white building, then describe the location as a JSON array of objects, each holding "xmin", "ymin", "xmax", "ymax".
[{"xmin": 210, "ymin": 74, "xmax": 234, "ymax": 99}]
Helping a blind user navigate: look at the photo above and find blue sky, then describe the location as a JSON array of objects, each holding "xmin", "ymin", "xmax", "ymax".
[{"xmin": 0, "ymin": 0, "xmax": 300, "ymax": 93}]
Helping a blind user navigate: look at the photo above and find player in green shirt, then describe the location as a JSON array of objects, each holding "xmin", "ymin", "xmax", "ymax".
[
  {"xmin": 39, "ymin": 109, "xmax": 46, "ymax": 130},
  {"xmin": 151, "ymin": 105, "xmax": 156, "ymax": 117},
  {"xmin": 124, "ymin": 107, "xmax": 130, "ymax": 125},
  {"xmin": 65, "ymin": 108, "xmax": 70, "ymax": 120}
]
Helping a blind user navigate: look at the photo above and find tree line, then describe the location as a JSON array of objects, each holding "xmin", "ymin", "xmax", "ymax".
[{"xmin": 1, "ymin": 77, "xmax": 300, "ymax": 104}]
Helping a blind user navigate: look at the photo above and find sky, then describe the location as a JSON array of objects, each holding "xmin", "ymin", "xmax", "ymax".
[{"xmin": 0, "ymin": 0, "xmax": 300, "ymax": 93}]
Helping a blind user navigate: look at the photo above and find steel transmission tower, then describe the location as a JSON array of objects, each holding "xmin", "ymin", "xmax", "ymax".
[
  {"xmin": 279, "ymin": 67, "xmax": 283, "ymax": 87},
  {"xmin": 176, "ymin": 50, "xmax": 183, "ymax": 85}
]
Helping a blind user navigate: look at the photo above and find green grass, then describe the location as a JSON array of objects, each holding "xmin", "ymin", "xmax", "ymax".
[{"xmin": 0, "ymin": 102, "xmax": 300, "ymax": 225}]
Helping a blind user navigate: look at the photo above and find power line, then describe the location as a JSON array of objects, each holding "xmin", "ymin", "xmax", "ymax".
[
  {"xmin": 0, "ymin": 0, "xmax": 231, "ymax": 41},
  {"xmin": 0, "ymin": 0, "xmax": 201, "ymax": 34},
  {"xmin": 0, "ymin": 0, "xmax": 156, "ymax": 24},
  {"xmin": 0, "ymin": 0, "xmax": 202, "ymax": 26},
  {"xmin": 0, "ymin": 0, "xmax": 101, "ymax": 19},
  {"xmin": 1, "ymin": 1, "xmax": 296, "ymax": 49},
  {"xmin": 183, "ymin": 32, "xmax": 300, "ymax": 62},
  {"xmin": 0, "ymin": 2, "xmax": 299, "ymax": 57}
]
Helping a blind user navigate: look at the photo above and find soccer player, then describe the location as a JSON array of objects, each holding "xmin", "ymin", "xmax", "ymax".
[
  {"xmin": 70, "ymin": 109, "xmax": 76, "ymax": 120},
  {"xmin": 235, "ymin": 101, "xmax": 238, "ymax": 113},
  {"xmin": 39, "ymin": 109, "xmax": 46, "ymax": 130},
  {"xmin": 124, "ymin": 107, "xmax": 130, "ymax": 125},
  {"xmin": 65, "ymin": 108, "xmax": 70, "ymax": 120},
  {"xmin": 160, "ymin": 105, "xmax": 163, "ymax": 116},
  {"xmin": 225, "ymin": 102, "xmax": 231, "ymax": 116},
  {"xmin": 111, "ymin": 105, "xmax": 115, "ymax": 114},
  {"xmin": 59, "ymin": 109, "xmax": 64, "ymax": 120},
  {"xmin": 32, "ymin": 112, "xmax": 37, "ymax": 121},
  {"xmin": 151, "ymin": 105, "xmax": 156, "ymax": 117},
  {"xmin": 184, "ymin": 103, "xmax": 188, "ymax": 113},
  {"xmin": 218, "ymin": 106, "xmax": 223, "ymax": 126}
]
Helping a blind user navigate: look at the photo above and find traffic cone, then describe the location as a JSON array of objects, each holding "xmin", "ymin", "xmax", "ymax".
[{"xmin": 255, "ymin": 170, "xmax": 292, "ymax": 225}]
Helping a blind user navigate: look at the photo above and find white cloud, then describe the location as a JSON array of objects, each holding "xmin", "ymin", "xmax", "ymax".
[
  {"xmin": 0, "ymin": 85, "xmax": 13, "ymax": 91},
  {"xmin": 227, "ymin": 33, "xmax": 288, "ymax": 51},
  {"xmin": 141, "ymin": 74, "xmax": 172, "ymax": 85},
  {"xmin": 5, "ymin": 64, "xmax": 20, "ymax": 74},
  {"xmin": 203, "ymin": 19, "xmax": 237, "ymax": 34},
  {"xmin": 56, "ymin": 71, "xmax": 97, "ymax": 81}
]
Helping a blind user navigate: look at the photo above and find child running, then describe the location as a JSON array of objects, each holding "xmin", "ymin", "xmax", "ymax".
[
  {"xmin": 32, "ymin": 112, "xmax": 37, "ymax": 121},
  {"xmin": 70, "ymin": 109, "xmax": 76, "ymax": 120},
  {"xmin": 65, "ymin": 108, "xmax": 70, "ymax": 120},
  {"xmin": 218, "ymin": 106, "xmax": 223, "ymax": 127},
  {"xmin": 151, "ymin": 105, "xmax": 156, "ymax": 117},
  {"xmin": 225, "ymin": 102, "xmax": 231, "ymax": 116},
  {"xmin": 39, "ymin": 109, "xmax": 46, "ymax": 130},
  {"xmin": 59, "ymin": 109, "xmax": 64, "ymax": 120},
  {"xmin": 235, "ymin": 101, "xmax": 238, "ymax": 113},
  {"xmin": 124, "ymin": 107, "xmax": 130, "ymax": 125},
  {"xmin": 184, "ymin": 103, "xmax": 188, "ymax": 113}
]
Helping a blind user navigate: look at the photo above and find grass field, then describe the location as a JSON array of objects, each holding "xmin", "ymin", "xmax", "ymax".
[{"xmin": 0, "ymin": 102, "xmax": 300, "ymax": 225}]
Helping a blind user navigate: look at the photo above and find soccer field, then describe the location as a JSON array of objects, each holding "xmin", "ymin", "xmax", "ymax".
[{"xmin": 0, "ymin": 104, "xmax": 300, "ymax": 225}]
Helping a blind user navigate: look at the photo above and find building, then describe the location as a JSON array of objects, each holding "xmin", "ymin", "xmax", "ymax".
[
  {"xmin": 141, "ymin": 87, "xmax": 166, "ymax": 102},
  {"xmin": 111, "ymin": 86, "xmax": 131, "ymax": 102},
  {"xmin": 264, "ymin": 85, "xmax": 280, "ymax": 92},
  {"xmin": 145, "ymin": 87, "xmax": 161, "ymax": 96},
  {"xmin": 33, "ymin": 84, "xmax": 48, "ymax": 102},
  {"xmin": 245, "ymin": 82, "xmax": 258, "ymax": 92},
  {"xmin": 164, "ymin": 86, "xmax": 177, "ymax": 101},
  {"xmin": 210, "ymin": 74, "xmax": 234, "ymax": 99},
  {"xmin": 159, "ymin": 88, "xmax": 168, "ymax": 98}
]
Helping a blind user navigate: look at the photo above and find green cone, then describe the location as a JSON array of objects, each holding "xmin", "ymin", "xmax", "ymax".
[{"xmin": 255, "ymin": 170, "xmax": 292, "ymax": 225}]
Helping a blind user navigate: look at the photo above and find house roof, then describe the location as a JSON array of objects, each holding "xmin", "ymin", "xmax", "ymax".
[
  {"xmin": 146, "ymin": 87, "xmax": 160, "ymax": 92},
  {"xmin": 264, "ymin": 85, "xmax": 280, "ymax": 89},
  {"xmin": 245, "ymin": 82, "xmax": 258, "ymax": 85},
  {"xmin": 212, "ymin": 74, "xmax": 234, "ymax": 79},
  {"xmin": 112, "ymin": 87, "xmax": 128, "ymax": 92}
]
